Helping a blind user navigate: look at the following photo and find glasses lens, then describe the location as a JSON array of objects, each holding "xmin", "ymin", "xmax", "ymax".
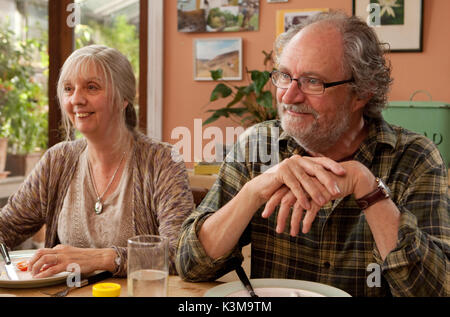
[
  {"xmin": 272, "ymin": 71, "xmax": 291, "ymax": 88},
  {"xmin": 299, "ymin": 77, "xmax": 324, "ymax": 95}
]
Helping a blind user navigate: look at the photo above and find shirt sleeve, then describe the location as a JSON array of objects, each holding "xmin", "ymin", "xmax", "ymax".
[
  {"xmin": 176, "ymin": 137, "xmax": 252, "ymax": 282},
  {"xmin": 373, "ymin": 144, "xmax": 449, "ymax": 296}
]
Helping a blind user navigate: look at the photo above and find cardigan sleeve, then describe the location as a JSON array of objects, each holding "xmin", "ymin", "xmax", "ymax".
[
  {"xmin": 0, "ymin": 151, "xmax": 51, "ymax": 248},
  {"xmin": 0, "ymin": 140, "xmax": 84, "ymax": 250},
  {"xmin": 152, "ymin": 145, "xmax": 195, "ymax": 275},
  {"xmin": 114, "ymin": 135, "xmax": 195, "ymax": 277}
]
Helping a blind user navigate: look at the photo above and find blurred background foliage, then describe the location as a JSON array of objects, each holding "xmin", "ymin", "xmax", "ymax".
[
  {"xmin": 75, "ymin": 14, "xmax": 139, "ymax": 80},
  {"xmin": 0, "ymin": 21, "xmax": 48, "ymax": 154}
]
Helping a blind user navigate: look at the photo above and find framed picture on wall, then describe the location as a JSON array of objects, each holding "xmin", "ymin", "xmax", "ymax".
[
  {"xmin": 353, "ymin": 0, "xmax": 423, "ymax": 52},
  {"xmin": 193, "ymin": 38, "xmax": 242, "ymax": 81},
  {"xmin": 178, "ymin": 0, "xmax": 259, "ymax": 33},
  {"xmin": 276, "ymin": 8, "xmax": 328, "ymax": 36}
]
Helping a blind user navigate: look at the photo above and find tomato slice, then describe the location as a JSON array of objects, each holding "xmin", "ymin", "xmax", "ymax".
[{"xmin": 16, "ymin": 260, "xmax": 28, "ymax": 271}]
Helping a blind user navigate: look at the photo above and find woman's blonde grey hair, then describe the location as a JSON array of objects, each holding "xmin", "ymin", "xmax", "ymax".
[
  {"xmin": 274, "ymin": 10, "xmax": 393, "ymax": 118},
  {"xmin": 57, "ymin": 44, "xmax": 137, "ymax": 140}
]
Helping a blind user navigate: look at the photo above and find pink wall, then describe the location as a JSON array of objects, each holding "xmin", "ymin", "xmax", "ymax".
[
  {"xmin": 387, "ymin": 0, "xmax": 450, "ymax": 102},
  {"xmin": 163, "ymin": 0, "xmax": 450, "ymax": 164}
]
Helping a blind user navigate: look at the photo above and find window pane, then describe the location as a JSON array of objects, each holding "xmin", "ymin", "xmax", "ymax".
[{"xmin": 0, "ymin": 0, "xmax": 49, "ymax": 156}]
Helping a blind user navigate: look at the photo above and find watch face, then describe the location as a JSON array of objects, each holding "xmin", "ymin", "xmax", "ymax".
[
  {"xmin": 378, "ymin": 178, "xmax": 391, "ymax": 196},
  {"xmin": 115, "ymin": 255, "xmax": 121, "ymax": 266}
]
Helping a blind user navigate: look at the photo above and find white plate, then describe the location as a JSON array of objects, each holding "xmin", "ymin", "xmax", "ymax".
[
  {"xmin": 0, "ymin": 250, "xmax": 69, "ymax": 289},
  {"xmin": 204, "ymin": 278, "xmax": 351, "ymax": 297}
]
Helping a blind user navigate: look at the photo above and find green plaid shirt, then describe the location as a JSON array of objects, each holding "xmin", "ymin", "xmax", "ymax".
[{"xmin": 176, "ymin": 118, "xmax": 449, "ymax": 297}]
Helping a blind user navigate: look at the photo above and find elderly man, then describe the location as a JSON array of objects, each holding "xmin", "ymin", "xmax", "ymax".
[{"xmin": 176, "ymin": 11, "xmax": 449, "ymax": 297}]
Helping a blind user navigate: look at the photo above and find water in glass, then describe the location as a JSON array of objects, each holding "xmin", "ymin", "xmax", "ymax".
[{"xmin": 128, "ymin": 269, "xmax": 168, "ymax": 297}]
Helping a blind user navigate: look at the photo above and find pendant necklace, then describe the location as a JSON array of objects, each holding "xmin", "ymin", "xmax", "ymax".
[{"xmin": 87, "ymin": 151, "xmax": 126, "ymax": 215}]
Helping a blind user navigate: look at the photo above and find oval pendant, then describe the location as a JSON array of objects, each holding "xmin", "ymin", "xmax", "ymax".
[{"xmin": 95, "ymin": 201, "xmax": 103, "ymax": 214}]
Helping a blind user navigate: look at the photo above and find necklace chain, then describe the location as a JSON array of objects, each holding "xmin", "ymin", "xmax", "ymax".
[{"xmin": 87, "ymin": 151, "xmax": 126, "ymax": 214}]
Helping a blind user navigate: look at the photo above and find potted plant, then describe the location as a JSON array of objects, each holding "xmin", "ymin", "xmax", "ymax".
[
  {"xmin": 197, "ymin": 51, "xmax": 278, "ymax": 169},
  {"xmin": 204, "ymin": 50, "xmax": 278, "ymax": 127},
  {"xmin": 0, "ymin": 23, "xmax": 48, "ymax": 176}
]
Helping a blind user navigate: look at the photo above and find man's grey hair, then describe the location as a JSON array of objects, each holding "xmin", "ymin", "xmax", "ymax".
[{"xmin": 274, "ymin": 11, "xmax": 393, "ymax": 118}]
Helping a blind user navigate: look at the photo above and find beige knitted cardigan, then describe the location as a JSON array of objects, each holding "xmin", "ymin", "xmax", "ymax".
[{"xmin": 0, "ymin": 131, "xmax": 194, "ymax": 276}]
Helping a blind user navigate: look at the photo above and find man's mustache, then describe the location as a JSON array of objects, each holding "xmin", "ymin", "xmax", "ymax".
[{"xmin": 280, "ymin": 103, "xmax": 319, "ymax": 119}]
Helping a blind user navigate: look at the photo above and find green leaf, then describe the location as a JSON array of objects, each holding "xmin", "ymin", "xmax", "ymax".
[
  {"xmin": 203, "ymin": 107, "xmax": 248, "ymax": 126},
  {"xmin": 210, "ymin": 69, "xmax": 223, "ymax": 81},
  {"xmin": 203, "ymin": 113, "xmax": 221, "ymax": 125},
  {"xmin": 210, "ymin": 83, "xmax": 232, "ymax": 101},
  {"xmin": 204, "ymin": 107, "xmax": 233, "ymax": 125},
  {"xmin": 226, "ymin": 107, "xmax": 248, "ymax": 115},
  {"xmin": 256, "ymin": 91, "xmax": 273, "ymax": 109},
  {"xmin": 226, "ymin": 90, "xmax": 244, "ymax": 108},
  {"xmin": 237, "ymin": 85, "xmax": 253, "ymax": 95},
  {"xmin": 250, "ymin": 70, "xmax": 270, "ymax": 95}
]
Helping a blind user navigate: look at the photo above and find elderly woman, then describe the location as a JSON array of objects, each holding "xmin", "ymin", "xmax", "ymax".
[{"xmin": 0, "ymin": 45, "xmax": 194, "ymax": 277}]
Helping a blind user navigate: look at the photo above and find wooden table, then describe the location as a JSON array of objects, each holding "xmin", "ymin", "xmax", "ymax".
[{"xmin": 0, "ymin": 275, "xmax": 221, "ymax": 297}]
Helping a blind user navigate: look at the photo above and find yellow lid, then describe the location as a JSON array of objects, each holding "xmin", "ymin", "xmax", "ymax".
[{"xmin": 92, "ymin": 283, "xmax": 121, "ymax": 297}]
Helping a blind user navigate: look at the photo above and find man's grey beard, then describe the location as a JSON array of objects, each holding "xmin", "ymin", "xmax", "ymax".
[{"xmin": 279, "ymin": 102, "xmax": 351, "ymax": 154}]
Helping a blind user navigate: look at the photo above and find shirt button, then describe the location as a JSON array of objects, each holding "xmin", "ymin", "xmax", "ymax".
[{"xmin": 323, "ymin": 261, "xmax": 331, "ymax": 269}]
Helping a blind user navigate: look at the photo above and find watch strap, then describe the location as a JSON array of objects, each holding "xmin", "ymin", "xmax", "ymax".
[
  {"xmin": 110, "ymin": 246, "xmax": 122, "ymax": 275},
  {"xmin": 356, "ymin": 178, "xmax": 390, "ymax": 210}
]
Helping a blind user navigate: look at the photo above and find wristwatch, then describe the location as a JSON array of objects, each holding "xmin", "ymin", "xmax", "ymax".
[
  {"xmin": 114, "ymin": 253, "xmax": 121, "ymax": 269},
  {"xmin": 110, "ymin": 247, "xmax": 121, "ymax": 274},
  {"xmin": 355, "ymin": 177, "xmax": 391, "ymax": 210}
]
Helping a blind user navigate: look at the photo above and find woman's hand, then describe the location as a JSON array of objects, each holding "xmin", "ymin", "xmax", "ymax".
[{"xmin": 27, "ymin": 245, "xmax": 116, "ymax": 278}]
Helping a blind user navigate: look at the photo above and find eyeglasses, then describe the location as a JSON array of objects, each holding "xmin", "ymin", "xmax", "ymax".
[{"xmin": 270, "ymin": 70, "xmax": 354, "ymax": 95}]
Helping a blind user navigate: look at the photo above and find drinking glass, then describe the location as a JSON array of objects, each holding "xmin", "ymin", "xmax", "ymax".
[{"xmin": 127, "ymin": 235, "xmax": 168, "ymax": 297}]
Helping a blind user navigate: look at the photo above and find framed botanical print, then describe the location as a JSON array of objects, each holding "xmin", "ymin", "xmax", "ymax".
[{"xmin": 353, "ymin": 0, "xmax": 423, "ymax": 52}]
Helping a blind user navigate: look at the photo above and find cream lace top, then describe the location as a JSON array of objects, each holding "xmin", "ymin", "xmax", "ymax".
[{"xmin": 57, "ymin": 147, "xmax": 135, "ymax": 248}]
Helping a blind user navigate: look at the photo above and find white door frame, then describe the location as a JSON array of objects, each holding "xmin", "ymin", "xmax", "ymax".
[{"xmin": 147, "ymin": 0, "xmax": 163, "ymax": 140}]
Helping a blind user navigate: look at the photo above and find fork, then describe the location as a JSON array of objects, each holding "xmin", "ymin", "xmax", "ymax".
[{"xmin": 41, "ymin": 271, "xmax": 113, "ymax": 297}]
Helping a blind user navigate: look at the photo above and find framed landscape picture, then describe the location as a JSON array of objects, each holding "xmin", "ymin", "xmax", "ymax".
[
  {"xmin": 193, "ymin": 38, "xmax": 242, "ymax": 81},
  {"xmin": 276, "ymin": 8, "xmax": 328, "ymax": 36},
  {"xmin": 353, "ymin": 0, "xmax": 423, "ymax": 52},
  {"xmin": 178, "ymin": 0, "xmax": 259, "ymax": 33}
]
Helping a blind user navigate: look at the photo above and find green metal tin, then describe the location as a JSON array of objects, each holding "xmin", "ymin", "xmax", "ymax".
[{"xmin": 382, "ymin": 100, "xmax": 449, "ymax": 167}]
